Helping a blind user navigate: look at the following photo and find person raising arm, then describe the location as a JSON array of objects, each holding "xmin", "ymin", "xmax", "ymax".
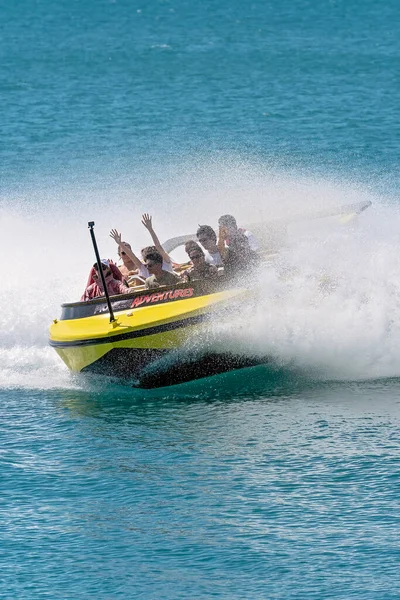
[
  {"xmin": 110, "ymin": 227, "xmax": 175, "ymax": 280},
  {"xmin": 217, "ymin": 225, "xmax": 229, "ymax": 260},
  {"xmin": 109, "ymin": 229, "xmax": 144, "ymax": 271},
  {"xmin": 141, "ymin": 213, "xmax": 172, "ymax": 266},
  {"xmin": 116, "ymin": 242, "xmax": 138, "ymax": 279}
]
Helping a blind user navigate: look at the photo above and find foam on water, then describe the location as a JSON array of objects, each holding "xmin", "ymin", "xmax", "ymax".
[
  {"xmin": 207, "ymin": 214, "xmax": 400, "ymax": 381},
  {"xmin": 1, "ymin": 160, "xmax": 399, "ymax": 390}
]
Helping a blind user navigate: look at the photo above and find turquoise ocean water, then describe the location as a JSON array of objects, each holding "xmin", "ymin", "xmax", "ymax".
[{"xmin": 1, "ymin": 0, "xmax": 400, "ymax": 597}]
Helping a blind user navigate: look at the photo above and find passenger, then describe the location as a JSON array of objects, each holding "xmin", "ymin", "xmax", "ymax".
[
  {"xmin": 143, "ymin": 251, "xmax": 180, "ymax": 289},
  {"xmin": 218, "ymin": 214, "xmax": 259, "ymax": 251},
  {"xmin": 184, "ymin": 243, "xmax": 219, "ymax": 281},
  {"xmin": 81, "ymin": 260, "xmax": 131, "ymax": 301},
  {"xmin": 141, "ymin": 213, "xmax": 174, "ymax": 267},
  {"xmin": 84, "ymin": 260, "xmax": 125, "ymax": 290},
  {"xmin": 110, "ymin": 225, "xmax": 174, "ymax": 279},
  {"xmin": 217, "ymin": 221, "xmax": 259, "ymax": 277},
  {"xmin": 184, "ymin": 240, "xmax": 200, "ymax": 254},
  {"xmin": 116, "ymin": 242, "xmax": 138, "ymax": 279},
  {"xmin": 196, "ymin": 225, "xmax": 224, "ymax": 266}
]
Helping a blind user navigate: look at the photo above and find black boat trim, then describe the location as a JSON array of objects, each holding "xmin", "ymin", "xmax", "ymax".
[
  {"xmin": 60, "ymin": 279, "xmax": 232, "ymax": 321},
  {"xmin": 49, "ymin": 314, "xmax": 207, "ymax": 348}
]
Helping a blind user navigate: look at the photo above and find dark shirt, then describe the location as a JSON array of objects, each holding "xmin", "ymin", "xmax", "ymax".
[
  {"xmin": 223, "ymin": 231, "xmax": 259, "ymax": 276},
  {"xmin": 145, "ymin": 270, "xmax": 180, "ymax": 289},
  {"xmin": 186, "ymin": 263, "xmax": 219, "ymax": 281}
]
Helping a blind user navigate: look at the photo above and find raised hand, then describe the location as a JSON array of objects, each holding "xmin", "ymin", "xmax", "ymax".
[
  {"xmin": 109, "ymin": 231, "xmax": 142, "ymax": 270},
  {"xmin": 141, "ymin": 213, "xmax": 172, "ymax": 265},
  {"xmin": 141, "ymin": 213, "xmax": 153, "ymax": 231},
  {"xmin": 219, "ymin": 225, "xmax": 228, "ymax": 241},
  {"xmin": 110, "ymin": 229, "xmax": 123, "ymax": 246}
]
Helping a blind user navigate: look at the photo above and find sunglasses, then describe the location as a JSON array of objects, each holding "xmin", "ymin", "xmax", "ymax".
[
  {"xmin": 189, "ymin": 253, "xmax": 202, "ymax": 260},
  {"xmin": 198, "ymin": 237, "xmax": 211, "ymax": 243},
  {"xmin": 145, "ymin": 261, "xmax": 157, "ymax": 268}
]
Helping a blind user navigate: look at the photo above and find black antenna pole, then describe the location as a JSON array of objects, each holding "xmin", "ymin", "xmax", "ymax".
[{"xmin": 88, "ymin": 221, "xmax": 115, "ymax": 323}]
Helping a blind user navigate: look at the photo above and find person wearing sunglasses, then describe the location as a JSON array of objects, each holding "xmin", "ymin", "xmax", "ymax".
[
  {"xmin": 110, "ymin": 215, "xmax": 175, "ymax": 280},
  {"xmin": 81, "ymin": 260, "xmax": 131, "ymax": 301},
  {"xmin": 183, "ymin": 242, "xmax": 219, "ymax": 282},
  {"xmin": 143, "ymin": 251, "xmax": 180, "ymax": 290},
  {"xmin": 196, "ymin": 225, "xmax": 223, "ymax": 267},
  {"xmin": 141, "ymin": 213, "xmax": 174, "ymax": 268},
  {"xmin": 117, "ymin": 242, "xmax": 138, "ymax": 278}
]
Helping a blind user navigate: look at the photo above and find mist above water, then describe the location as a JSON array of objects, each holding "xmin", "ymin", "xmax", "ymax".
[{"xmin": 1, "ymin": 160, "xmax": 399, "ymax": 390}]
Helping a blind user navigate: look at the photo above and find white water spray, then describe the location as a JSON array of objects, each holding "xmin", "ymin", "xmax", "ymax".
[{"xmin": 1, "ymin": 161, "xmax": 399, "ymax": 389}]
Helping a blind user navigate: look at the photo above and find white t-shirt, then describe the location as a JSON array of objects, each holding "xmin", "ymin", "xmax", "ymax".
[
  {"xmin": 138, "ymin": 261, "xmax": 174, "ymax": 279},
  {"xmin": 240, "ymin": 229, "xmax": 259, "ymax": 251},
  {"xmin": 204, "ymin": 250, "xmax": 223, "ymax": 266}
]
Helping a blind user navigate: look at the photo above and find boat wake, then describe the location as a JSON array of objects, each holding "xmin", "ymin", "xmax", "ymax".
[{"xmin": 2, "ymin": 164, "xmax": 400, "ymax": 391}]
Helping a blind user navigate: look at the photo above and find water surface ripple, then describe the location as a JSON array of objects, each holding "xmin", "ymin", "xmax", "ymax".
[{"xmin": 1, "ymin": 376, "xmax": 399, "ymax": 598}]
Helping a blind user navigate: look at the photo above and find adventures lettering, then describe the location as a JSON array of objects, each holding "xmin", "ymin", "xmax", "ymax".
[{"xmin": 131, "ymin": 288, "xmax": 194, "ymax": 308}]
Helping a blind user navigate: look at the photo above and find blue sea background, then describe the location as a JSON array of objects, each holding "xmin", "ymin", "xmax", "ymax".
[{"xmin": 1, "ymin": 0, "xmax": 400, "ymax": 598}]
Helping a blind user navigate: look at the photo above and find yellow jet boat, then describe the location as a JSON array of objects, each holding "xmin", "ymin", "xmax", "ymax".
[{"xmin": 49, "ymin": 278, "xmax": 261, "ymax": 388}]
